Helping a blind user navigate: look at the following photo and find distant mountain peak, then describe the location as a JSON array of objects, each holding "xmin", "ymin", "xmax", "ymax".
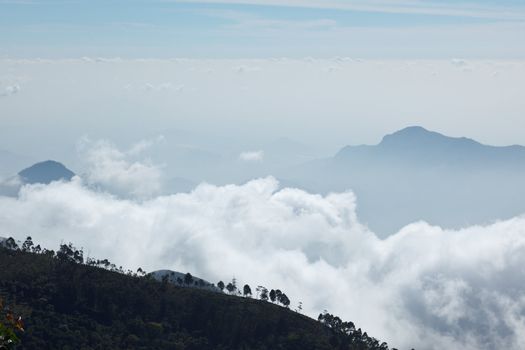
[
  {"xmin": 379, "ymin": 126, "xmax": 477, "ymax": 148},
  {"xmin": 394, "ymin": 125, "xmax": 429, "ymax": 134},
  {"xmin": 382, "ymin": 125, "xmax": 441, "ymax": 141},
  {"xmin": 18, "ymin": 160, "xmax": 75, "ymax": 185}
]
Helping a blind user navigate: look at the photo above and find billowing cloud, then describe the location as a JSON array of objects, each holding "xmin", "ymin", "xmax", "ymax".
[
  {"xmin": 0, "ymin": 176, "xmax": 524, "ymax": 350},
  {"xmin": 77, "ymin": 138, "xmax": 164, "ymax": 198},
  {"xmin": 239, "ymin": 150, "xmax": 264, "ymax": 162}
]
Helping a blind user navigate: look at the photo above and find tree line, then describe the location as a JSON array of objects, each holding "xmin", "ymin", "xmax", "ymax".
[
  {"xmin": 216, "ymin": 278, "xmax": 293, "ymax": 309},
  {"xmin": 0, "ymin": 236, "xmax": 410, "ymax": 349}
]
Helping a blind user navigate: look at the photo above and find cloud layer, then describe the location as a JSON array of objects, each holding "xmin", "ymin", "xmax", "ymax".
[{"xmin": 0, "ymin": 171, "xmax": 524, "ymax": 349}]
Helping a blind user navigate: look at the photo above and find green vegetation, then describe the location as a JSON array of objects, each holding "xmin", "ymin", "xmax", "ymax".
[
  {"xmin": 0, "ymin": 296, "xmax": 24, "ymax": 349},
  {"xmin": 0, "ymin": 237, "xmax": 403, "ymax": 349}
]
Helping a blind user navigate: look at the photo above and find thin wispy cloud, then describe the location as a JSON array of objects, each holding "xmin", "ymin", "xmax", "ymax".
[
  {"xmin": 174, "ymin": 0, "xmax": 525, "ymax": 21},
  {"xmin": 239, "ymin": 150, "xmax": 264, "ymax": 162},
  {"xmin": 0, "ymin": 85, "xmax": 20, "ymax": 97}
]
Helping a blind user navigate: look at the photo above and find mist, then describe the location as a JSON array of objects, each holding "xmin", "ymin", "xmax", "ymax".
[{"xmin": 1, "ymin": 58, "xmax": 524, "ymax": 167}]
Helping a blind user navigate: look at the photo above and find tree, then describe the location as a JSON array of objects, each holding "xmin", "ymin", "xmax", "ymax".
[
  {"xmin": 296, "ymin": 301, "xmax": 303, "ymax": 313},
  {"xmin": 225, "ymin": 278, "xmax": 238, "ymax": 295},
  {"xmin": 4, "ymin": 238, "xmax": 18, "ymax": 250},
  {"xmin": 217, "ymin": 281, "xmax": 225, "ymax": 292},
  {"xmin": 269, "ymin": 289, "xmax": 276, "ymax": 303},
  {"xmin": 0, "ymin": 297, "xmax": 23, "ymax": 349},
  {"xmin": 22, "ymin": 236, "xmax": 33, "ymax": 252},
  {"xmin": 231, "ymin": 278, "xmax": 238, "ymax": 294},
  {"xmin": 255, "ymin": 285, "xmax": 264, "ymax": 299},
  {"xmin": 275, "ymin": 289, "xmax": 283, "ymax": 303},
  {"xmin": 243, "ymin": 284, "xmax": 252, "ymax": 297},
  {"xmin": 184, "ymin": 273, "xmax": 193, "ymax": 285},
  {"xmin": 279, "ymin": 293, "xmax": 290, "ymax": 308},
  {"xmin": 57, "ymin": 243, "xmax": 75, "ymax": 263},
  {"xmin": 32, "ymin": 244, "xmax": 41, "ymax": 254},
  {"xmin": 73, "ymin": 248, "xmax": 84, "ymax": 264},
  {"xmin": 259, "ymin": 287, "xmax": 269, "ymax": 301}
]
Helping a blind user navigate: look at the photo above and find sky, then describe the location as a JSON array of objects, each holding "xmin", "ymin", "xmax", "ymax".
[
  {"xmin": 1, "ymin": 0, "xmax": 525, "ymax": 58},
  {"xmin": 1, "ymin": 0, "xmax": 524, "ymax": 154}
]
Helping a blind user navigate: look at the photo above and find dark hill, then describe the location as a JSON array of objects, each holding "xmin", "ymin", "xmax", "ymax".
[
  {"xmin": 18, "ymin": 160, "xmax": 75, "ymax": 185},
  {"xmin": 0, "ymin": 246, "xmax": 392, "ymax": 350}
]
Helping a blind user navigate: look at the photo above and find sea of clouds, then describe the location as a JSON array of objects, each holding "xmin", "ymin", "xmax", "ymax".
[{"xmin": 1, "ymin": 141, "xmax": 524, "ymax": 350}]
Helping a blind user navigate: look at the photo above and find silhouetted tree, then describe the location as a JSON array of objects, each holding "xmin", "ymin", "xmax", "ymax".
[
  {"xmin": 184, "ymin": 273, "xmax": 193, "ymax": 285},
  {"xmin": 296, "ymin": 301, "xmax": 303, "ymax": 313},
  {"xmin": 279, "ymin": 293, "xmax": 290, "ymax": 308},
  {"xmin": 275, "ymin": 289, "xmax": 283, "ymax": 303},
  {"xmin": 243, "ymin": 284, "xmax": 252, "ymax": 297},
  {"xmin": 269, "ymin": 289, "xmax": 276, "ymax": 303},
  {"xmin": 73, "ymin": 248, "xmax": 84, "ymax": 264},
  {"xmin": 22, "ymin": 236, "xmax": 33, "ymax": 252},
  {"xmin": 259, "ymin": 287, "xmax": 269, "ymax": 301},
  {"xmin": 57, "ymin": 243, "xmax": 75, "ymax": 263},
  {"xmin": 232, "ymin": 278, "xmax": 238, "ymax": 294},
  {"xmin": 255, "ymin": 285, "xmax": 264, "ymax": 298},
  {"xmin": 217, "ymin": 281, "xmax": 225, "ymax": 292},
  {"xmin": 225, "ymin": 283, "xmax": 234, "ymax": 294},
  {"xmin": 4, "ymin": 237, "xmax": 18, "ymax": 250},
  {"xmin": 32, "ymin": 244, "xmax": 41, "ymax": 254}
]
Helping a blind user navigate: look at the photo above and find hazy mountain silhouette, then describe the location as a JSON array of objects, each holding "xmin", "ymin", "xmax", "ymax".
[
  {"xmin": 336, "ymin": 126, "xmax": 525, "ymax": 167},
  {"xmin": 18, "ymin": 160, "xmax": 75, "ymax": 184},
  {"xmin": 283, "ymin": 126, "xmax": 525, "ymax": 236}
]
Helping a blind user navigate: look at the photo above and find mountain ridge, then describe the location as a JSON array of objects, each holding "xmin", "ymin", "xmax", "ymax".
[
  {"xmin": 334, "ymin": 126, "xmax": 525, "ymax": 167},
  {"xmin": 281, "ymin": 126, "xmax": 525, "ymax": 235}
]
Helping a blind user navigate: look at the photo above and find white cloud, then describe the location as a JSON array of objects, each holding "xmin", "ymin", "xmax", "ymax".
[
  {"xmin": 0, "ymin": 177, "xmax": 525, "ymax": 349},
  {"xmin": 239, "ymin": 150, "xmax": 264, "ymax": 161},
  {"xmin": 0, "ymin": 84, "xmax": 20, "ymax": 97},
  {"xmin": 77, "ymin": 138, "xmax": 164, "ymax": 199}
]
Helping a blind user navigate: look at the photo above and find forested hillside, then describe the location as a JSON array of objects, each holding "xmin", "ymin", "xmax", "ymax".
[{"xmin": 0, "ymin": 240, "xmax": 400, "ymax": 350}]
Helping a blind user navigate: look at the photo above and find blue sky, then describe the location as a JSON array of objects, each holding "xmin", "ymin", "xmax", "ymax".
[{"xmin": 1, "ymin": 0, "xmax": 525, "ymax": 58}]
